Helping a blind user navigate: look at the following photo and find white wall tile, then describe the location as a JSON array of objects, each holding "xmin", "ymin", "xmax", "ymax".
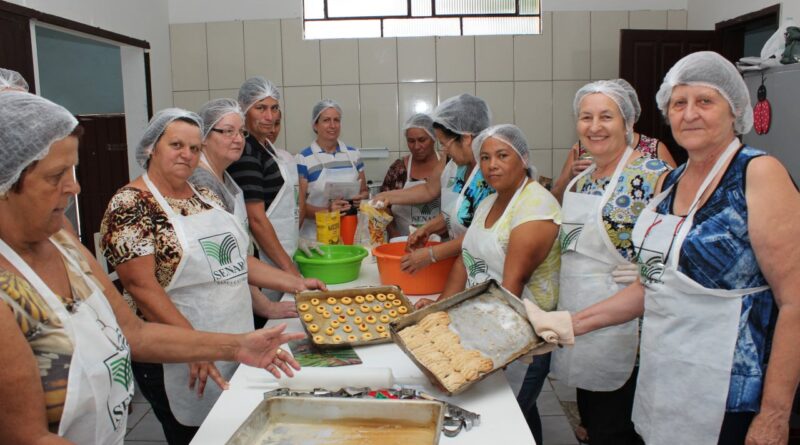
[
  {"xmin": 552, "ymin": 148, "xmax": 572, "ymax": 181},
  {"xmin": 437, "ymin": 82, "xmax": 475, "ymax": 104},
  {"xmin": 553, "ymin": 12, "xmax": 590, "ymax": 80},
  {"xmin": 173, "ymin": 90, "xmax": 210, "ymax": 111},
  {"xmin": 170, "ymin": 23, "xmax": 208, "ymax": 91},
  {"xmin": 667, "ymin": 10, "xmax": 688, "ymax": 30},
  {"xmin": 360, "ymin": 84, "xmax": 399, "ymax": 151},
  {"xmin": 398, "ymin": 82, "xmax": 436, "ymax": 148},
  {"xmin": 528, "ymin": 149, "xmax": 553, "ymax": 180},
  {"xmin": 629, "ymin": 10, "xmax": 668, "ymax": 29},
  {"xmin": 283, "ymin": 86, "xmax": 321, "ymax": 153},
  {"xmin": 209, "ymin": 89, "xmax": 239, "ymax": 101},
  {"xmin": 476, "ymin": 82, "xmax": 514, "ymax": 125},
  {"xmin": 362, "ymin": 152, "xmax": 400, "ymax": 184},
  {"xmin": 590, "ymin": 11, "xmax": 628, "ymax": 80},
  {"xmin": 475, "ymin": 36, "xmax": 513, "ymax": 81},
  {"xmin": 281, "ymin": 19, "xmax": 320, "ymax": 87},
  {"xmin": 514, "ymin": 81, "xmax": 552, "ymax": 151},
  {"xmin": 206, "ymin": 22, "xmax": 245, "ymax": 90},
  {"xmin": 243, "ymin": 20, "xmax": 283, "ymax": 86},
  {"xmin": 436, "ymin": 36, "xmax": 475, "ymax": 82},
  {"xmin": 320, "ymin": 39, "xmax": 359, "ymax": 85},
  {"xmin": 397, "ymin": 37, "xmax": 436, "ymax": 83},
  {"xmin": 358, "ymin": 38, "xmax": 398, "ymax": 84},
  {"xmin": 552, "ymin": 80, "xmax": 585, "ymax": 149},
  {"xmin": 321, "ymin": 85, "xmax": 361, "ymax": 147},
  {"xmin": 514, "ymin": 12, "xmax": 552, "ymax": 81}
]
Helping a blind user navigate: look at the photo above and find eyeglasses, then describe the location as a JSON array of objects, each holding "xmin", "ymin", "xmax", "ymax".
[{"xmin": 210, "ymin": 128, "xmax": 249, "ymax": 139}]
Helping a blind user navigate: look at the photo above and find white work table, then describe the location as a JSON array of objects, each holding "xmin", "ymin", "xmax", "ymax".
[{"xmin": 191, "ymin": 256, "xmax": 535, "ymax": 444}]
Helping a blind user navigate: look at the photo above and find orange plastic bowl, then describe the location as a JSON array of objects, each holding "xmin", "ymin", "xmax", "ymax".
[{"xmin": 372, "ymin": 242, "xmax": 457, "ymax": 295}]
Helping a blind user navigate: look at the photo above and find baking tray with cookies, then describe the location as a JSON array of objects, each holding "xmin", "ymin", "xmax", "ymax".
[
  {"xmin": 390, "ymin": 280, "xmax": 544, "ymax": 396},
  {"xmin": 295, "ymin": 285, "xmax": 414, "ymax": 348}
]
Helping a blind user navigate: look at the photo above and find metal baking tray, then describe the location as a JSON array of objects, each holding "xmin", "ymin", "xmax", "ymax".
[
  {"xmin": 226, "ymin": 396, "xmax": 444, "ymax": 445},
  {"xmin": 390, "ymin": 280, "xmax": 544, "ymax": 395},
  {"xmin": 296, "ymin": 286, "xmax": 414, "ymax": 349}
]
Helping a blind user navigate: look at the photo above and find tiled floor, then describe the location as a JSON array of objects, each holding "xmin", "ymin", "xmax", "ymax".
[{"xmin": 125, "ymin": 377, "xmax": 579, "ymax": 445}]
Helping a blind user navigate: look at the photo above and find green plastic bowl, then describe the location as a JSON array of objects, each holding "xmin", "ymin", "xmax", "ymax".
[{"xmin": 293, "ymin": 245, "xmax": 369, "ymax": 284}]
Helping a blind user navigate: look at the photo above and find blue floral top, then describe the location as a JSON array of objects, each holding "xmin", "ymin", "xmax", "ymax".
[
  {"xmin": 576, "ymin": 156, "xmax": 670, "ymax": 260},
  {"xmin": 452, "ymin": 165, "xmax": 495, "ymax": 230},
  {"xmin": 656, "ymin": 146, "xmax": 778, "ymax": 412}
]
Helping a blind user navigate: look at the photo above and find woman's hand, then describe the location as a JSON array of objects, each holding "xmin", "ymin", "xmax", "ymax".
[
  {"xmin": 188, "ymin": 361, "xmax": 227, "ymax": 395},
  {"xmin": 400, "ymin": 248, "xmax": 431, "ymax": 274},
  {"xmin": 371, "ymin": 192, "xmax": 391, "ymax": 209},
  {"xmin": 235, "ymin": 323, "xmax": 305, "ymax": 377},
  {"xmin": 329, "ymin": 199, "xmax": 351, "ymax": 213},
  {"xmin": 414, "ymin": 298, "xmax": 437, "ymax": 310},
  {"xmin": 301, "ymin": 278, "xmax": 327, "ymax": 292},
  {"xmin": 745, "ymin": 409, "xmax": 788, "ymax": 445},
  {"xmin": 571, "ymin": 158, "xmax": 593, "ymax": 178},
  {"xmin": 406, "ymin": 227, "xmax": 430, "ymax": 251},
  {"xmin": 261, "ymin": 301, "xmax": 298, "ymax": 320}
]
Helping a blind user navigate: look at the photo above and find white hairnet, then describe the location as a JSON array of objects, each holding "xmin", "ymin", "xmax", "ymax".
[
  {"xmin": 656, "ymin": 51, "xmax": 752, "ymax": 135},
  {"xmin": 136, "ymin": 108, "xmax": 203, "ymax": 169},
  {"xmin": 198, "ymin": 98, "xmax": 244, "ymax": 140},
  {"xmin": 0, "ymin": 92, "xmax": 77, "ymax": 194},
  {"xmin": 431, "ymin": 94, "xmax": 491, "ymax": 136},
  {"xmin": 611, "ymin": 78, "xmax": 641, "ymax": 123},
  {"xmin": 402, "ymin": 113, "xmax": 435, "ymax": 140},
  {"xmin": 311, "ymin": 99, "xmax": 343, "ymax": 126},
  {"xmin": 238, "ymin": 77, "xmax": 281, "ymax": 113},
  {"xmin": 473, "ymin": 124, "xmax": 537, "ymax": 179},
  {"xmin": 0, "ymin": 68, "xmax": 29, "ymax": 92},
  {"xmin": 573, "ymin": 80, "xmax": 636, "ymax": 145}
]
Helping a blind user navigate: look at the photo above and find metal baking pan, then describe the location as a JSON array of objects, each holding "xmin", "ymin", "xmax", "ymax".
[
  {"xmin": 226, "ymin": 396, "xmax": 444, "ymax": 445},
  {"xmin": 390, "ymin": 279, "xmax": 543, "ymax": 395},
  {"xmin": 296, "ymin": 285, "xmax": 414, "ymax": 349}
]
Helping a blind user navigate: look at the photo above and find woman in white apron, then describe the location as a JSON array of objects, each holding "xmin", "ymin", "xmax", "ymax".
[
  {"xmin": 297, "ymin": 99, "xmax": 369, "ymax": 240},
  {"xmin": 525, "ymin": 52, "xmax": 800, "ymax": 445},
  {"xmin": 380, "ymin": 114, "xmax": 444, "ymax": 238},
  {"xmin": 373, "ymin": 94, "xmax": 493, "ymax": 274},
  {"xmin": 103, "ymin": 109, "xmax": 321, "ymax": 444},
  {"xmin": 551, "ymin": 81, "xmax": 670, "ymax": 445},
  {"xmin": 190, "ymin": 99, "xmax": 300, "ymax": 319},
  {"xmin": 417, "ymin": 125, "xmax": 561, "ymax": 444},
  {"xmin": 0, "ymin": 93, "xmax": 303, "ymax": 445}
]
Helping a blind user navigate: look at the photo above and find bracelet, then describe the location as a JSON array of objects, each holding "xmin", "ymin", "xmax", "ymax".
[{"xmin": 428, "ymin": 246, "xmax": 437, "ymax": 263}]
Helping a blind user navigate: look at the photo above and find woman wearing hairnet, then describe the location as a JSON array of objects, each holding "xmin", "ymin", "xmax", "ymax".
[
  {"xmin": 189, "ymin": 98, "xmax": 303, "ymax": 321},
  {"xmin": 380, "ymin": 113, "xmax": 445, "ymax": 238},
  {"xmin": 0, "ymin": 67, "xmax": 29, "ymax": 92},
  {"xmin": 527, "ymin": 52, "xmax": 800, "ymax": 445},
  {"xmin": 0, "ymin": 92, "xmax": 304, "ymax": 445},
  {"xmin": 551, "ymin": 78, "xmax": 676, "ymax": 203},
  {"xmin": 374, "ymin": 94, "xmax": 494, "ymax": 273},
  {"xmin": 100, "ymin": 108, "xmax": 322, "ymax": 444},
  {"xmin": 549, "ymin": 80, "xmax": 670, "ymax": 445},
  {"xmin": 296, "ymin": 99, "xmax": 369, "ymax": 239},
  {"xmin": 418, "ymin": 124, "xmax": 562, "ymax": 444}
]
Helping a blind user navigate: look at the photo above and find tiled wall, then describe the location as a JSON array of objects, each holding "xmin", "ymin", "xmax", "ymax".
[{"xmin": 170, "ymin": 10, "xmax": 687, "ymax": 182}]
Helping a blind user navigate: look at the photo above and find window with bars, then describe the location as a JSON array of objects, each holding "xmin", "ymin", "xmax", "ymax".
[{"xmin": 303, "ymin": 0, "xmax": 541, "ymax": 39}]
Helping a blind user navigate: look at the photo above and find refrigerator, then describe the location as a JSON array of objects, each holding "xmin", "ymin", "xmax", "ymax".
[{"xmin": 742, "ymin": 63, "xmax": 800, "ymax": 181}]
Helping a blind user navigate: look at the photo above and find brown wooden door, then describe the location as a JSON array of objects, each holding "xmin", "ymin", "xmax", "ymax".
[
  {"xmin": 619, "ymin": 30, "xmax": 718, "ymax": 165},
  {"xmin": 0, "ymin": 8, "xmax": 35, "ymax": 92},
  {"xmin": 76, "ymin": 115, "xmax": 130, "ymax": 255}
]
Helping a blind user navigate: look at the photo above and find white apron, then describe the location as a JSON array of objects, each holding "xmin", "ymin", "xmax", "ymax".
[
  {"xmin": 460, "ymin": 179, "xmax": 531, "ymax": 394},
  {"xmin": 630, "ymin": 139, "xmax": 768, "ymax": 445},
  {"xmin": 392, "ymin": 155, "xmax": 441, "ymax": 236},
  {"xmin": 198, "ymin": 154, "xmax": 248, "ymax": 232},
  {"xmin": 551, "ymin": 147, "xmax": 640, "ymax": 391},
  {"xmin": 441, "ymin": 161, "xmax": 481, "ymax": 239},
  {"xmin": 262, "ymin": 140, "xmax": 300, "ymax": 264},
  {"xmin": 143, "ymin": 173, "xmax": 253, "ymax": 426},
  {"xmin": 299, "ymin": 140, "xmax": 359, "ymax": 239},
  {"xmin": 0, "ymin": 237, "xmax": 134, "ymax": 444}
]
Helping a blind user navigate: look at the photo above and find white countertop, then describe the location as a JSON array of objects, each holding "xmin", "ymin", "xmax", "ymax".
[{"xmin": 191, "ymin": 256, "xmax": 535, "ymax": 444}]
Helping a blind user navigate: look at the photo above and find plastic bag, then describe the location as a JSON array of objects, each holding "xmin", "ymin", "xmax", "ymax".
[
  {"xmin": 358, "ymin": 201, "xmax": 393, "ymax": 248},
  {"xmin": 761, "ymin": 18, "xmax": 799, "ymax": 60},
  {"xmin": 315, "ymin": 210, "xmax": 340, "ymax": 244},
  {"xmin": 781, "ymin": 26, "xmax": 800, "ymax": 64}
]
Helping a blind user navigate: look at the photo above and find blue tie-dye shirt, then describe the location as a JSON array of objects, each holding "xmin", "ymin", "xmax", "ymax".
[
  {"xmin": 451, "ymin": 165, "xmax": 495, "ymax": 230},
  {"xmin": 656, "ymin": 146, "xmax": 778, "ymax": 412}
]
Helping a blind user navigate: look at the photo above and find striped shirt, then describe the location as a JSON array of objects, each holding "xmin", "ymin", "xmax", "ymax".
[
  {"xmin": 295, "ymin": 143, "xmax": 364, "ymax": 184},
  {"xmin": 227, "ymin": 135, "xmax": 284, "ymax": 206}
]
